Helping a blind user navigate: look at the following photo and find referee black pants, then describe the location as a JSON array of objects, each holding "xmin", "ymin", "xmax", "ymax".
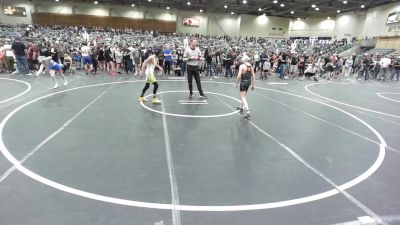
[{"xmin": 187, "ymin": 65, "xmax": 204, "ymax": 96}]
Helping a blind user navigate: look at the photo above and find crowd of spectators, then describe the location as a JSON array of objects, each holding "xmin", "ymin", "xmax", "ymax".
[{"xmin": 0, "ymin": 24, "xmax": 399, "ymax": 82}]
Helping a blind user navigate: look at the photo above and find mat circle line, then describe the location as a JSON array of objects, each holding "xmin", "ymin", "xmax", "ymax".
[
  {"xmin": 376, "ymin": 93, "xmax": 400, "ymax": 103},
  {"xmin": 305, "ymin": 83, "xmax": 400, "ymax": 119},
  {"xmin": 0, "ymin": 78, "xmax": 32, "ymax": 104}
]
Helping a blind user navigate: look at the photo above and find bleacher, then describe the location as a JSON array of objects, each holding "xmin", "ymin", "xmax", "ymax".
[
  {"xmin": 366, "ymin": 48, "xmax": 395, "ymax": 56},
  {"xmin": 386, "ymin": 50, "xmax": 400, "ymax": 58}
]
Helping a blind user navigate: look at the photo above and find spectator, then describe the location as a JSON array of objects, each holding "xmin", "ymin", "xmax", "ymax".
[
  {"xmin": 378, "ymin": 56, "xmax": 392, "ymax": 81},
  {"xmin": 27, "ymin": 42, "xmax": 39, "ymax": 72},
  {"xmin": 11, "ymin": 37, "xmax": 31, "ymax": 76},
  {"xmin": 163, "ymin": 45, "xmax": 173, "ymax": 75},
  {"xmin": 391, "ymin": 57, "xmax": 400, "ymax": 81}
]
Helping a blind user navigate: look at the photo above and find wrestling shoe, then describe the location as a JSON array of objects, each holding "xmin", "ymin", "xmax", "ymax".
[
  {"xmin": 152, "ymin": 97, "xmax": 161, "ymax": 104},
  {"xmin": 244, "ymin": 110, "xmax": 251, "ymax": 118},
  {"xmin": 138, "ymin": 97, "xmax": 148, "ymax": 102},
  {"xmin": 236, "ymin": 106, "xmax": 243, "ymax": 113}
]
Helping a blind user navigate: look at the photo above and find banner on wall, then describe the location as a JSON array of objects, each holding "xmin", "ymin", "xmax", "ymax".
[
  {"xmin": 182, "ymin": 17, "xmax": 200, "ymax": 27},
  {"xmin": 3, "ymin": 6, "xmax": 27, "ymax": 17},
  {"xmin": 386, "ymin": 10, "xmax": 400, "ymax": 24}
]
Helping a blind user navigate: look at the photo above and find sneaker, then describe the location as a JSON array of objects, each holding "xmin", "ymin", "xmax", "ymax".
[
  {"xmin": 199, "ymin": 95, "xmax": 207, "ymax": 99},
  {"xmin": 53, "ymin": 83, "xmax": 59, "ymax": 89},
  {"xmin": 152, "ymin": 97, "xmax": 161, "ymax": 104},
  {"xmin": 236, "ymin": 106, "xmax": 243, "ymax": 112},
  {"xmin": 26, "ymin": 73, "xmax": 32, "ymax": 76},
  {"xmin": 11, "ymin": 71, "xmax": 18, "ymax": 75},
  {"xmin": 64, "ymin": 81, "xmax": 68, "ymax": 86},
  {"xmin": 138, "ymin": 97, "xmax": 147, "ymax": 102},
  {"xmin": 189, "ymin": 94, "xmax": 193, "ymax": 99}
]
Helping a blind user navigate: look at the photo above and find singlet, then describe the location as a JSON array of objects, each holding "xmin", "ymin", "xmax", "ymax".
[
  {"xmin": 40, "ymin": 57, "xmax": 58, "ymax": 67},
  {"xmin": 241, "ymin": 65, "xmax": 252, "ymax": 87},
  {"xmin": 145, "ymin": 56, "xmax": 156, "ymax": 77}
]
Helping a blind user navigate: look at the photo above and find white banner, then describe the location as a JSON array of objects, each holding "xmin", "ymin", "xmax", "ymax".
[{"xmin": 182, "ymin": 17, "xmax": 200, "ymax": 27}]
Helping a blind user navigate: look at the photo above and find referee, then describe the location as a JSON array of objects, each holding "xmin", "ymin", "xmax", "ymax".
[{"xmin": 183, "ymin": 37, "xmax": 206, "ymax": 99}]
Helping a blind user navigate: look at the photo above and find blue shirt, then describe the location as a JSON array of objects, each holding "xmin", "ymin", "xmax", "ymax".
[{"xmin": 164, "ymin": 49, "xmax": 172, "ymax": 62}]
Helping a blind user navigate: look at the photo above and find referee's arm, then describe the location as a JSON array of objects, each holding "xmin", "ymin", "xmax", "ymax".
[{"xmin": 183, "ymin": 49, "xmax": 189, "ymax": 62}]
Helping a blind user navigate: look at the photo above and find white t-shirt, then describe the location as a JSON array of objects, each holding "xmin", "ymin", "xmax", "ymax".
[
  {"xmin": 4, "ymin": 44, "xmax": 13, "ymax": 57},
  {"xmin": 263, "ymin": 61, "xmax": 271, "ymax": 70},
  {"xmin": 305, "ymin": 65, "xmax": 317, "ymax": 73},
  {"xmin": 81, "ymin": 46, "xmax": 91, "ymax": 57},
  {"xmin": 380, "ymin": 58, "xmax": 391, "ymax": 68},
  {"xmin": 345, "ymin": 59, "xmax": 353, "ymax": 67}
]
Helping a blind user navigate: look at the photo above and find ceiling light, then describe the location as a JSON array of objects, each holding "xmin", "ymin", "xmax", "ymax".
[
  {"xmin": 131, "ymin": 4, "xmax": 135, "ymax": 7},
  {"xmin": 291, "ymin": 11, "xmax": 294, "ymax": 14},
  {"xmin": 327, "ymin": 17, "xmax": 330, "ymax": 19},
  {"xmin": 200, "ymin": 9, "xmax": 203, "ymax": 12},
  {"xmin": 263, "ymin": 13, "xmax": 266, "ymax": 16},
  {"xmin": 94, "ymin": 1, "xmax": 98, "ymax": 4},
  {"xmin": 297, "ymin": 18, "xmax": 301, "ymax": 20},
  {"xmin": 231, "ymin": 11, "xmax": 234, "ymax": 14},
  {"xmin": 224, "ymin": 5, "xmax": 228, "ymax": 8},
  {"xmin": 55, "ymin": 0, "xmax": 59, "ymax": 2},
  {"xmin": 187, "ymin": 1, "xmax": 191, "ymax": 5},
  {"xmin": 280, "ymin": 3, "xmax": 285, "ymax": 7},
  {"xmin": 337, "ymin": 10, "xmax": 341, "ymax": 13},
  {"xmin": 361, "ymin": 5, "xmax": 365, "ymax": 8},
  {"xmin": 243, "ymin": 0, "xmax": 247, "ymax": 4},
  {"xmin": 311, "ymin": 4, "xmax": 316, "ymax": 8},
  {"xmin": 258, "ymin": 8, "xmax": 262, "ymax": 11},
  {"xmin": 343, "ymin": 1, "xmax": 347, "ymax": 4},
  {"xmin": 166, "ymin": 6, "xmax": 170, "ymax": 9},
  {"xmin": 148, "ymin": 0, "xmax": 151, "ymax": 2},
  {"xmin": 273, "ymin": 0, "xmax": 278, "ymax": 3},
  {"xmin": 315, "ymin": 7, "xmax": 319, "ymax": 10}
]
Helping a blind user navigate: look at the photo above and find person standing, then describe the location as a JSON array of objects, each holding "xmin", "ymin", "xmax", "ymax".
[
  {"xmin": 11, "ymin": 38, "xmax": 31, "ymax": 76},
  {"xmin": 114, "ymin": 46, "xmax": 123, "ymax": 74},
  {"xmin": 183, "ymin": 37, "xmax": 207, "ymax": 99},
  {"xmin": 225, "ymin": 49, "xmax": 234, "ymax": 78},
  {"xmin": 391, "ymin": 57, "xmax": 400, "ymax": 81},
  {"xmin": 278, "ymin": 52, "xmax": 287, "ymax": 79},
  {"xmin": 205, "ymin": 51, "xmax": 213, "ymax": 77},
  {"xmin": 27, "ymin": 42, "xmax": 39, "ymax": 72},
  {"xmin": 163, "ymin": 45, "xmax": 172, "ymax": 76},
  {"xmin": 80, "ymin": 42, "xmax": 93, "ymax": 75},
  {"xmin": 177, "ymin": 49, "xmax": 184, "ymax": 77},
  {"xmin": 235, "ymin": 55, "xmax": 255, "ymax": 118},
  {"xmin": 138, "ymin": 50, "xmax": 163, "ymax": 104},
  {"xmin": 215, "ymin": 50, "xmax": 222, "ymax": 77},
  {"xmin": 133, "ymin": 45, "xmax": 142, "ymax": 76},
  {"xmin": 3, "ymin": 42, "xmax": 15, "ymax": 73},
  {"xmin": 360, "ymin": 54, "xmax": 371, "ymax": 81},
  {"xmin": 378, "ymin": 56, "xmax": 391, "ymax": 81},
  {"xmin": 343, "ymin": 56, "xmax": 353, "ymax": 78}
]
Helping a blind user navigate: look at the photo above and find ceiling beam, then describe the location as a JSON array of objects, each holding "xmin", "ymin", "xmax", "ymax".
[{"xmin": 206, "ymin": 0, "xmax": 227, "ymax": 12}]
